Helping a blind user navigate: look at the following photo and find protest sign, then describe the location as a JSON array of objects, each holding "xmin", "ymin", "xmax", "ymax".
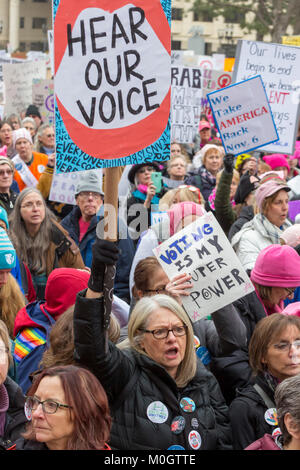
[
  {"xmin": 153, "ymin": 212, "xmax": 254, "ymax": 321},
  {"xmin": 0, "ymin": 56, "xmax": 25, "ymax": 105},
  {"xmin": 202, "ymin": 69, "xmax": 232, "ymax": 98},
  {"xmin": 2, "ymin": 59, "xmax": 47, "ymax": 116},
  {"xmin": 32, "ymin": 79, "xmax": 54, "ymax": 126},
  {"xmin": 151, "ymin": 210, "xmax": 168, "ymax": 226},
  {"xmin": 282, "ymin": 36, "xmax": 300, "ymax": 47},
  {"xmin": 207, "ymin": 75, "xmax": 279, "ymax": 156},
  {"xmin": 49, "ymin": 168, "xmax": 103, "ymax": 205},
  {"xmin": 47, "ymin": 30, "xmax": 54, "ymax": 76},
  {"xmin": 171, "ymin": 65, "xmax": 202, "ymax": 143},
  {"xmin": 233, "ymin": 40, "xmax": 300, "ymax": 154},
  {"xmin": 53, "ymin": 0, "xmax": 171, "ymax": 172}
]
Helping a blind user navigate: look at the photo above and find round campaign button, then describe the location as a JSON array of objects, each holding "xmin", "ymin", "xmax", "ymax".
[
  {"xmin": 167, "ymin": 445, "xmax": 185, "ymax": 450},
  {"xmin": 180, "ymin": 397, "xmax": 196, "ymax": 413},
  {"xmin": 188, "ymin": 430, "xmax": 202, "ymax": 450},
  {"xmin": 193, "ymin": 335, "xmax": 200, "ymax": 349},
  {"xmin": 272, "ymin": 427, "xmax": 282, "ymax": 438},
  {"xmin": 196, "ymin": 346, "xmax": 211, "ymax": 366},
  {"xmin": 38, "ymin": 165, "xmax": 45, "ymax": 174},
  {"xmin": 171, "ymin": 416, "xmax": 186, "ymax": 434},
  {"xmin": 191, "ymin": 418, "xmax": 199, "ymax": 429},
  {"xmin": 147, "ymin": 401, "xmax": 168, "ymax": 424},
  {"xmin": 264, "ymin": 408, "xmax": 278, "ymax": 426},
  {"xmin": 24, "ymin": 401, "xmax": 32, "ymax": 421}
]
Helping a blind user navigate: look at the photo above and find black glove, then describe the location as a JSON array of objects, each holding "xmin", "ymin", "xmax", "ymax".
[
  {"xmin": 88, "ymin": 239, "xmax": 119, "ymax": 292},
  {"xmin": 223, "ymin": 153, "xmax": 235, "ymax": 174}
]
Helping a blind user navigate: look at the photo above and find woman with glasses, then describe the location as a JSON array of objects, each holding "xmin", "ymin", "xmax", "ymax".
[
  {"xmin": 9, "ymin": 188, "xmax": 85, "ymax": 300},
  {"xmin": 33, "ymin": 124, "xmax": 55, "ymax": 157},
  {"xmin": 73, "ymin": 238, "xmax": 232, "ymax": 450},
  {"xmin": 16, "ymin": 365, "xmax": 111, "ymax": 450},
  {"xmin": 0, "ymin": 156, "xmax": 19, "ymax": 215},
  {"xmin": 229, "ymin": 314, "xmax": 300, "ymax": 450},
  {"xmin": 0, "ymin": 320, "xmax": 27, "ymax": 450}
]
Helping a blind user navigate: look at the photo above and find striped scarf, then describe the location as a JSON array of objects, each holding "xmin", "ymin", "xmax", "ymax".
[{"xmin": 14, "ymin": 327, "xmax": 47, "ymax": 364}]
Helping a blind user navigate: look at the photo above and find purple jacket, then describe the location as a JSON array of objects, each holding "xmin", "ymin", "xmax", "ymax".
[{"xmin": 245, "ymin": 434, "xmax": 281, "ymax": 451}]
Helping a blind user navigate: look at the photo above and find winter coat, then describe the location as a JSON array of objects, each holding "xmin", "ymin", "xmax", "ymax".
[
  {"xmin": 185, "ymin": 166, "xmax": 216, "ymax": 201},
  {"xmin": 231, "ymin": 213, "xmax": 292, "ymax": 271},
  {"xmin": 61, "ymin": 206, "xmax": 135, "ymax": 303},
  {"xmin": 228, "ymin": 205, "xmax": 254, "ymax": 242},
  {"xmin": 0, "ymin": 190, "xmax": 18, "ymax": 216},
  {"xmin": 0, "ymin": 376, "xmax": 27, "ymax": 448},
  {"xmin": 73, "ymin": 290, "xmax": 233, "ymax": 451},
  {"xmin": 229, "ymin": 373, "xmax": 278, "ymax": 450},
  {"xmin": 245, "ymin": 433, "xmax": 281, "ymax": 451}
]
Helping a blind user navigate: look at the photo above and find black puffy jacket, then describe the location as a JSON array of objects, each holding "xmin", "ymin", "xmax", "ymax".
[
  {"xmin": 0, "ymin": 376, "xmax": 27, "ymax": 449},
  {"xmin": 73, "ymin": 290, "xmax": 232, "ymax": 451}
]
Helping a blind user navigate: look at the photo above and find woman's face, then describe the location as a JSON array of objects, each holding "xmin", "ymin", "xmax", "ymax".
[
  {"xmin": 20, "ymin": 192, "xmax": 45, "ymax": 231},
  {"xmin": 140, "ymin": 307, "xmax": 187, "ymax": 379},
  {"xmin": 9, "ymin": 117, "xmax": 20, "ymax": 130},
  {"xmin": 170, "ymin": 143, "xmax": 181, "ymax": 157},
  {"xmin": 263, "ymin": 190, "xmax": 289, "ymax": 227},
  {"xmin": 262, "ymin": 325, "xmax": 300, "ymax": 381},
  {"xmin": 168, "ymin": 158, "xmax": 186, "ymax": 180},
  {"xmin": 0, "ymin": 337, "xmax": 8, "ymax": 386},
  {"xmin": 24, "ymin": 122, "xmax": 36, "ymax": 137},
  {"xmin": 204, "ymin": 152, "xmax": 222, "ymax": 174},
  {"xmin": 31, "ymin": 376, "xmax": 74, "ymax": 450},
  {"xmin": 136, "ymin": 165, "xmax": 154, "ymax": 186},
  {"xmin": 230, "ymin": 178, "xmax": 239, "ymax": 199},
  {"xmin": 138, "ymin": 267, "xmax": 169, "ymax": 298},
  {"xmin": 0, "ymin": 124, "xmax": 13, "ymax": 146},
  {"xmin": 266, "ymin": 286, "xmax": 295, "ymax": 307},
  {"xmin": 0, "ymin": 163, "xmax": 13, "ymax": 192},
  {"xmin": 15, "ymin": 138, "xmax": 32, "ymax": 162}
]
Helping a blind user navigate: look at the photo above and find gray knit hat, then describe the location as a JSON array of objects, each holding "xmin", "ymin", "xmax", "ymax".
[{"xmin": 75, "ymin": 170, "xmax": 104, "ymax": 196}]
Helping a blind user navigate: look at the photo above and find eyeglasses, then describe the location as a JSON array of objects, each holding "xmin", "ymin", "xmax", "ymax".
[
  {"xmin": 21, "ymin": 200, "xmax": 44, "ymax": 209},
  {"xmin": 140, "ymin": 325, "xmax": 187, "ymax": 340},
  {"xmin": 137, "ymin": 167, "xmax": 154, "ymax": 174},
  {"xmin": 78, "ymin": 191, "xmax": 102, "ymax": 200},
  {"xmin": 45, "ymin": 134, "xmax": 55, "ymax": 138},
  {"xmin": 285, "ymin": 287, "xmax": 296, "ymax": 296},
  {"xmin": 273, "ymin": 340, "xmax": 300, "ymax": 352},
  {"xmin": 144, "ymin": 287, "xmax": 167, "ymax": 295},
  {"xmin": 0, "ymin": 169, "xmax": 13, "ymax": 176},
  {"xmin": 25, "ymin": 396, "xmax": 73, "ymax": 414}
]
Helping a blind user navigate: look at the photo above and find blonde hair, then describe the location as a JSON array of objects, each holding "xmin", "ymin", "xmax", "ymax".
[
  {"xmin": 0, "ymin": 274, "xmax": 25, "ymax": 338},
  {"xmin": 0, "ymin": 319, "xmax": 13, "ymax": 366},
  {"xmin": 159, "ymin": 186, "xmax": 205, "ymax": 210},
  {"xmin": 216, "ymin": 168, "xmax": 240, "ymax": 185},
  {"xmin": 118, "ymin": 294, "xmax": 197, "ymax": 388}
]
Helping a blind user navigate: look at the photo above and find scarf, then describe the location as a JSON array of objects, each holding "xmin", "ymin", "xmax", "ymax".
[
  {"xmin": 253, "ymin": 213, "xmax": 292, "ymax": 244},
  {"xmin": 0, "ymin": 383, "xmax": 9, "ymax": 437}
]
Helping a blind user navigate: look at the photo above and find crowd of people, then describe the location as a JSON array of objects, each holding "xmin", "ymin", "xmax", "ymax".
[{"xmin": 0, "ymin": 103, "xmax": 300, "ymax": 452}]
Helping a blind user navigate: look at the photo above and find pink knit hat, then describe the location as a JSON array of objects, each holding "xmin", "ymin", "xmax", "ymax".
[
  {"xmin": 280, "ymin": 224, "xmax": 300, "ymax": 247},
  {"xmin": 168, "ymin": 201, "xmax": 206, "ymax": 236},
  {"xmin": 263, "ymin": 154, "xmax": 290, "ymax": 172},
  {"xmin": 250, "ymin": 244, "xmax": 300, "ymax": 287},
  {"xmin": 255, "ymin": 178, "xmax": 290, "ymax": 211},
  {"xmin": 282, "ymin": 302, "xmax": 300, "ymax": 317}
]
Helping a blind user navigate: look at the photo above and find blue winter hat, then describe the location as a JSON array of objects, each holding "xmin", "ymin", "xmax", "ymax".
[
  {"xmin": 0, "ymin": 228, "xmax": 16, "ymax": 270},
  {"xmin": 0, "ymin": 207, "xmax": 9, "ymax": 230}
]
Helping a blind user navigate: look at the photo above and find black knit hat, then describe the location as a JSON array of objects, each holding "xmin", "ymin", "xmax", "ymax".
[
  {"xmin": 128, "ymin": 162, "xmax": 161, "ymax": 184},
  {"xmin": 25, "ymin": 104, "xmax": 41, "ymax": 119},
  {"xmin": 234, "ymin": 171, "xmax": 260, "ymax": 204}
]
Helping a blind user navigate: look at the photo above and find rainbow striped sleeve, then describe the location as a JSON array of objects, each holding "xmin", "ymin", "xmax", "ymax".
[{"xmin": 14, "ymin": 327, "xmax": 47, "ymax": 364}]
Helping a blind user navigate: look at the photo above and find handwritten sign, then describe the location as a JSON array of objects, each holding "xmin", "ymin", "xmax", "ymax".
[
  {"xmin": 153, "ymin": 212, "xmax": 254, "ymax": 321},
  {"xmin": 171, "ymin": 65, "xmax": 202, "ymax": 143},
  {"xmin": 53, "ymin": 0, "xmax": 171, "ymax": 172},
  {"xmin": 207, "ymin": 75, "xmax": 279, "ymax": 156},
  {"xmin": 233, "ymin": 40, "xmax": 300, "ymax": 154},
  {"xmin": 49, "ymin": 168, "xmax": 103, "ymax": 204},
  {"xmin": 32, "ymin": 79, "xmax": 54, "ymax": 125},
  {"xmin": 2, "ymin": 60, "xmax": 47, "ymax": 116}
]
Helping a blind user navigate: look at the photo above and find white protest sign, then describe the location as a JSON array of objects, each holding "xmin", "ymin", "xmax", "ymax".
[
  {"xmin": 233, "ymin": 40, "xmax": 300, "ymax": 154},
  {"xmin": 207, "ymin": 75, "xmax": 279, "ymax": 156},
  {"xmin": 202, "ymin": 69, "xmax": 233, "ymax": 97},
  {"xmin": 49, "ymin": 168, "xmax": 103, "ymax": 205},
  {"xmin": 153, "ymin": 212, "xmax": 254, "ymax": 322},
  {"xmin": 171, "ymin": 65, "xmax": 202, "ymax": 143},
  {"xmin": 3, "ymin": 60, "xmax": 47, "ymax": 116},
  {"xmin": 32, "ymin": 79, "xmax": 54, "ymax": 125}
]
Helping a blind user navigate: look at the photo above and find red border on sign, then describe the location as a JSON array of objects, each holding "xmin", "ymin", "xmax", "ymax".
[{"xmin": 54, "ymin": 0, "xmax": 171, "ymax": 159}]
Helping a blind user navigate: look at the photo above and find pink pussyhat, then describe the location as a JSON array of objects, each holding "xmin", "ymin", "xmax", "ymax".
[
  {"xmin": 250, "ymin": 244, "xmax": 300, "ymax": 288},
  {"xmin": 263, "ymin": 154, "xmax": 290, "ymax": 172},
  {"xmin": 167, "ymin": 201, "xmax": 206, "ymax": 236},
  {"xmin": 0, "ymin": 146, "xmax": 7, "ymax": 157},
  {"xmin": 282, "ymin": 302, "xmax": 300, "ymax": 317}
]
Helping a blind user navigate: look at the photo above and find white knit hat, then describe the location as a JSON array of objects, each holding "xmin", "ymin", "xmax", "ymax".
[{"xmin": 12, "ymin": 128, "xmax": 33, "ymax": 148}]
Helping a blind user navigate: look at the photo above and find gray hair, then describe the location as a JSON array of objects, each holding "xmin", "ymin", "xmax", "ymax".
[
  {"xmin": 275, "ymin": 374, "xmax": 300, "ymax": 446},
  {"xmin": 118, "ymin": 294, "xmax": 197, "ymax": 388},
  {"xmin": 21, "ymin": 116, "xmax": 37, "ymax": 129},
  {"xmin": 34, "ymin": 123, "xmax": 54, "ymax": 152},
  {"xmin": 9, "ymin": 188, "xmax": 55, "ymax": 274}
]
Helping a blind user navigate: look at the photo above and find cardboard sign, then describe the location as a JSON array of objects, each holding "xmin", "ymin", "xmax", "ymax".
[
  {"xmin": 49, "ymin": 168, "xmax": 103, "ymax": 204},
  {"xmin": 2, "ymin": 60, "xmax": 47, "ymax": 116},
  {"xmin": 32, "ymin": 79, "xmax": 54, "ymax": 126},
  {"xmin": 153, "ymin": 212, "xmax": 254, "ymax": 322},
  {"xmin": 171, "ymin": 65, "xmax": 202, "ymax": 143},
  {"xmin": 53, "ymin": 0, "xmax": 171, "ymax": 172},
  {"xmin": 207, "ymin": 75, "xmax": 279, "ymax": 156},
  {"xmin": 233, "ymin": 40, "xmax": 300, "ymax": 154}
]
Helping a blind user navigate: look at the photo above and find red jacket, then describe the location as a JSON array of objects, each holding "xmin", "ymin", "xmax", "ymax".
[{"xmin": 245, "ymin": 434, "xmax": 281, "ymax": 451}]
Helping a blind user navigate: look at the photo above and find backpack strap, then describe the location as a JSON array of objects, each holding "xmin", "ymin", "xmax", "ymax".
[{"xmin": 253, "ymin": 383, "xmax": 276, "ymax": 409}]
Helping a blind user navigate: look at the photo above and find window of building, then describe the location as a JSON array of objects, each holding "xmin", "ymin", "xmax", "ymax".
[
  {"xmin": 193, "ymin": 10, "xmax": 213, "ymax": 22},
  {"xmin": 19, "ymin": 42, "xmax": 26, "ymax": 52},
  {"xmin": 171, "ymin": 40, "xmax": 181, "ymax": 50},
  {"xmin": 223, "ymin": 9, "xmax": 245, "ymax": 24},
  {"xmin": 32, "ymin": 18, "xmax": 47, "ymax": 29},
  {"xmin": 205, "ymin": 42, "xmax": 212, "ymax": 55},
  {"xmin": 171, "ymin": 8, "xmax": 183, "ymax": 21},
  {"xmin": 20, "ymin": 17, "xmax": 25, "ymax": 29},
  {"xmin": 30, "ymin": 41, "xmax": 44, "ymax": 51}
]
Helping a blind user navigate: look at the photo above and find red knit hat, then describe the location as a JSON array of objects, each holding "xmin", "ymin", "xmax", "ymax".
[
  {"xmin": 40, "ymin": 268, "xmax": 90, "ymax": 320},
  {"xmin": 250, "ymin": 245, "xmax": 300, "ymax": 288}
]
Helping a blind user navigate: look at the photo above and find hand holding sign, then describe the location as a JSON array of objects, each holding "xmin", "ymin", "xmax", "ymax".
[{"xmin": 165, "ymin": 273, "xmax": 194, "ymax": 306}]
